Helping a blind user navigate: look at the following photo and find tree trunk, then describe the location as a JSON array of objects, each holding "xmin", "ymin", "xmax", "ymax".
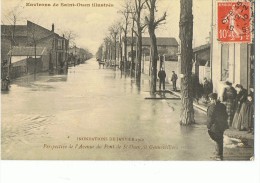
[
  {"xmin": 136, "ymin": 28, "xmax": 142, "ymax": 81},
  {"xmin": 119, "ymin": 31, "xmax": 122, "ymax": 71},
  {"xmin": 114, "ymin": 37, "xmax": 117, "ymax": 69},
  {"xmin": 147, "ymin": 1, "xmax": 158, "ymax": 94},
  {"xmin": 179, "ymin": 0, "xmax": 195, "ymax": 125},
  {"xmin": 124, "ymin": 31, "xmax": 127, "ymax": 74},
  {"xmin": 130, "ymin": 19, "xmax": 135, "ymax": 77},
  {"xmin": 105, "ymin": 44, "xmax": 108, "ymax": 61},
  {"xmin": 34, "ymin": 44, "xmax": 37, "ymax": 79},
  {"xmin": 149, "ymin": 29, "xmax": 158, "ymax": 94}
]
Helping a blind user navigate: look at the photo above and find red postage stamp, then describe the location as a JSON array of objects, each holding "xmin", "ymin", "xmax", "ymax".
[{"xmin": 217, "ymin": 1, "xmax": 251, "ymax": 43}]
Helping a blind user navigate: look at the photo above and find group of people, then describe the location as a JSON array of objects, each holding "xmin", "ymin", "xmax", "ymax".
[
  {"xmin": 157, "ymin": 68, "xmax": 178, "ymax": 91},
  {"xmin": 222, "ymin": 81, "xmax": 254, "ymax": 133},
  {"xmin": 206, "ymin": 82, "xmax": 254, "ymax": 161},
  {"xmin": 189, "ymin": 74, "xmax": 214, "ymax": 104}
]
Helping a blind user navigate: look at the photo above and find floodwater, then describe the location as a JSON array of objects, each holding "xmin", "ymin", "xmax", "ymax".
[{"xmin": 1, "ymin": 59, "xmax": 253, "ymax": 160}]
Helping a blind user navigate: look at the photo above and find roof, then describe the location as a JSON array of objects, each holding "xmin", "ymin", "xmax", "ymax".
[
  {"xmin": 143, "ymin": 37, "xmax": 178, "ymax": 46},
  {"xmin": 2, "ymin": 21, "xmax": 65, "ymax": 40},
  {"xmin": 8, "ymin": 46, "xmax": 47, "ymax": 56},
  {"xmin": 1, "ymin": 25, "xmax": 27, "ymax": 37},
  {"xmin": 193, "ymin": 43, "xmax": 210, "ymax": 53},
  {"xmin": 126, "ymin": 37, "xmax": 178, "ymax": 47}
]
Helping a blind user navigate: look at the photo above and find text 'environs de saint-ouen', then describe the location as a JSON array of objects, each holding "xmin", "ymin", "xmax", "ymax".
[{"xmin": 25, "ymin": 3, "xmax": 114, "ymax": 8}]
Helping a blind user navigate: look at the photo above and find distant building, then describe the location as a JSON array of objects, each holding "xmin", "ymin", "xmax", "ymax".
[
  {"xmin": 68, "ymin": 46, "xmax": 90, "ymax": 65},
  {"xmin": 122, "ymin": 37, "xmax": 179, "ymax": 62}
]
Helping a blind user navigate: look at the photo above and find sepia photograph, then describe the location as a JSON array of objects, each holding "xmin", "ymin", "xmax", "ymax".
[
  {"xmin": 1, "ymin": 0, "xmax": 259, "ymax": 181},
  {"xmin": 1, "ymin": 0, "xmax": 256, "ymax": 161}
]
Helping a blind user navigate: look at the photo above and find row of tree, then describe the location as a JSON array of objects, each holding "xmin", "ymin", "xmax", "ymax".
[
  {"xmin": 96, "ymin": 0, "xmax": 195, "ymax": 125},
  {"xmin": 97, "ymin": 0, "xmax": 166, "ymax": 92}
]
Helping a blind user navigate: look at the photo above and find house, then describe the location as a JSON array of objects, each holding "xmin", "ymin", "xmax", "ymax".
[
  {"xmin": 122, "ymin": 37, "xmax": 179, "ymax": 62},
  {"xmin": 68, "ymin": 46, "xmax": 90, "ymax": 66},
  {"xmin": 1, "ymin": 20, "xmax": 68, "ymax": 79}
]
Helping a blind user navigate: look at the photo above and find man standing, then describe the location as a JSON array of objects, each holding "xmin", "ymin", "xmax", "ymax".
[
  {"xmin": 171, "ymin": 71, "xmax": 178, "ymax": 91},
  {"xmin": 207, "ymin": 93, "xmax": 229, "ymax": 161},
  {"xmin": 158, "ymin": 67, "xmax": 166, "ymax": 91}
]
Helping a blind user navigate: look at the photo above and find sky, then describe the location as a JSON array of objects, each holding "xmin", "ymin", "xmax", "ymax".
[{"xmin": 1, "ymin": 0, "xmax": 212, "ymax": 54}]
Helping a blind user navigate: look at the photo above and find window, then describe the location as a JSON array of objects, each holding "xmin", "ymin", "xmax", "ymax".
[
  {"xmin": 221, "ymin": 44, "xmax": 229, "ymax": 81},
  {"xmin": 62, "ymin": 39, "xmax": 65, "ymax": 49},
  {"xmin": 57, "ymin": 39, "xmax": 62, "ymax": 49}
]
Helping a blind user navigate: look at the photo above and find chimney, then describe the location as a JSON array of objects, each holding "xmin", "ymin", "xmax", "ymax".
[{"xmin": 51, "ymin": 23, "xmax": 54, "ymax": 32}]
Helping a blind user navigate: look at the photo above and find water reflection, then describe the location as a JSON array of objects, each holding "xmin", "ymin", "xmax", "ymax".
[{"xmin": 1, "ymin": 59, "xmax": 254, "ymax": 160}]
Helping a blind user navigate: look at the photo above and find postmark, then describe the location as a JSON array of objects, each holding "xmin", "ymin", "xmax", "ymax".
[{"xmin": 217, "ymin": 1, "xmax": 252, "ymax": 43}]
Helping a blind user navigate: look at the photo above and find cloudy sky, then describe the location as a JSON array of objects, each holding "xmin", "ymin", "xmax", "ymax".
[{"xmin": 1, "ymin": 0, "xmax": 212, "ymax": 54}]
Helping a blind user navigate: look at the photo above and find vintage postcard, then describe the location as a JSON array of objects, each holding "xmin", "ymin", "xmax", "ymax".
[{"xmin": 1, "ymin": 0, "xmax": 255, "ymax": 162}]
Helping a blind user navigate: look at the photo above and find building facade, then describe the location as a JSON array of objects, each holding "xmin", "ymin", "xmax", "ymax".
[
  {"xmin": 122, "ymin": 37, "xmax": 179, "ymax": 62},
  {"xmin": 1, "ymin": 20, "xmax": 68, "ymax": 79},
  {"xmin": 211, "ymin": 1, "xmax": 254, "ymax": 97}
]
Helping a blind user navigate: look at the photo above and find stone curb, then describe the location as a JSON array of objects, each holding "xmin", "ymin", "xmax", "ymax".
[{"xmin": 165, "ymin": 89, "xmax": 207, "ymax": 113}]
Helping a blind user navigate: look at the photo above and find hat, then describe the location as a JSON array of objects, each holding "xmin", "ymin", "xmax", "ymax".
[
  {"xmin": 225, "ymin": 81, "xmax": 232, "ymax": 86},
  {"xmin": 235, "ymin": 84, "xmax": 243, "ymax": 89},
  {"xmin": 208, "ymin": 93, "xmax": 218, "ymax": 100}
]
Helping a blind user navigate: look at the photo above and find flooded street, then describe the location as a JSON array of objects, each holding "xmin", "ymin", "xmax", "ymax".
[{"xmin": 1, "ymin": 59, "xmax": 253, "ymax": 160}]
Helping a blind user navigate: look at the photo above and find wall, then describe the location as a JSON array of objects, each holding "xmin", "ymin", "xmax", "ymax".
[
  {"xmin": 211, "ymin": 0, "xmax": 250, "ymax": 97},
  {"xmin": 212, "ymin": 0, "xmax": 229, "ymax": 93},
  {"xmin": 1, "ymin": 37, "xmax": 11, "ymax": 62},
  {"xmin": 27, "ymin": 57, "xmax": 42, "ymax": 74},
  {"xmin": 10, "ymin": 58, "xmax": 27, "ymax": 79},
  {"xmin": 143, "ymin": 60, "xmax": 179, "ymax": 84},
  {"xmin": 240, "ymin": 44, "xmax": 248, "ymax": 89}
]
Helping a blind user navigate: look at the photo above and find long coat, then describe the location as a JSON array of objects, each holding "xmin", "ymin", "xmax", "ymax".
[
  {"xmin": 240, "ymin": 100, "xmax": 254, "ymax": 130},
  {"xmin": 158, "ymin": 70, "xmax": 166, "ymax": 81},
  {"xmin": 223, "ymin": 86, "xmax": 237, "ymax": 126},
  {"xmin": 207, "ymin": 101, "xmax": 229, "ymax": 134},
  {"xmin": 232, "ymin": 89, "xmax": 247, "ymax": 130}
]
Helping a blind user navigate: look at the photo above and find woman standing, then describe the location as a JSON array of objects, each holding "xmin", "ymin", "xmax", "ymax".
[
  {"xmin": 232, "ymin": 84, "xmax": 247, "ymax": 130},
  {"xmin": 240, "ymin": 94, "xmax": 254, "ymax": 133}
]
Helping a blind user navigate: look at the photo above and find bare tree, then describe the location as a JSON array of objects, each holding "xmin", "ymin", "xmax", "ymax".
[
  {"xmin": 1, "ymin": 10, "xmax": 23, "ymax": 79},
  {"xmin": 179, "ymin": 0, "xmax": 195, "ymax": 125},
  {"xmin": 132, "ymin": 0, "xmax": 147, "ymax": 80},
  {"xmin": 2, "ymin": 8, "xmax": 25, "ymax": 46},
  {"xmin": 63, "ymin": 30, "xmax": 77, "ymax": 68},
  {"xmin": 96, "ymin": 45, "xmax": 103, "ymax": 60},
  {"xmin": 145, "ymin": 0, "xmax": 167, "ymax": 94},
  {"xmin": 103, "ymin": 37, "xmax": 112, "ymax": 62},
  {"xmin": 27, "ymin": 23, "xmax": 39, "ymax": 78},
  {"xmin": 118, "ymin": 0, "xmax": 131, "ymax": 74},
  {"xmin": 129, "ymin": 7, "xmax": 136, "ymax": 77},
  {"xmin": 108, "ymin": 23, "xmax": 120, "ymax": 69}
]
